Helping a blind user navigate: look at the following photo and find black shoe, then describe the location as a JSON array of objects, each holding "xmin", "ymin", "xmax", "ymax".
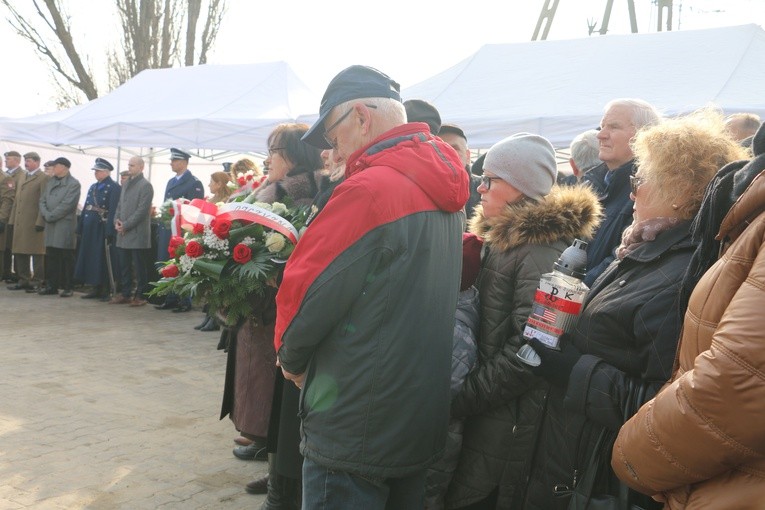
[
  {"xmin": 261, "ymin": 473, "xmax": 301, "ymax": 510},
  {"xmin": 200, "ymin": 319, "xmax": 220, "ymax": 332},
  {"xmin": 194, "ymin": 316, "xmax": 211, "ymax": 330},
  {"xmin": 245, "ymin": 474, "xmax": 269, "ymax": 495},
  {"xmin": 25, "ymin": 286, "xmax": 40, "ymax": 293},
  {"xmin": 233, "ymin": 442, "xmax": 268, "ymax": 461},
  {"xmin": 154, "ymin": 301, "xmax": 177, "ymax": 310},
  {"xmin": 37, "ymin": 287, "xmax": 58, "ymax": 295},
  {"xmin": 7, "ymin": 283, "xmax": 30, "ymax": 291},
  {"xmin": 172, "ymin": 303, "xmax": 192, "ymax": 313},
  {"xmin": 59, "ymin": 289, "xmax": 73, "ymax": 297}
]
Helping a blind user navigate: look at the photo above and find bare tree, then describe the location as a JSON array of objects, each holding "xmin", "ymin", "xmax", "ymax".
[{"xmin": 1, "ymin": 0, "xmax": 227, "ymax": 107}]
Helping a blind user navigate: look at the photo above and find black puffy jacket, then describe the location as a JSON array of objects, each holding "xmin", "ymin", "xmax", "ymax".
[{"xmin": 520, "ymin": 221, "xmax": 695, "ymax": 510}]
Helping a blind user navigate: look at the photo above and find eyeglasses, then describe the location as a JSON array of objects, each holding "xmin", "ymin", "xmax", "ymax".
[
  {"xmin": 629, "ymin": 175, "xmax": 645, "ymax": 195},
  {"xmin": 267, "ymin": 147, "xmax": 285, "ymax": 156},
  {"xmin": 480, "ymin": 175, "xmax": 503, "ymax": 190},
  {"xmin": 323, "ymin": 104, "xmax": 378, "ymax": 149}
]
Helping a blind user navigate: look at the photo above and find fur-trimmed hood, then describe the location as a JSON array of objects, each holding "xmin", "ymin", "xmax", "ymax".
[
  {"xmin": 469, "ymin": 185, "xmax": 602, "ymax": 252},
  {"xmin": 255, "ymin": 168, "xmax": 328, "ymax": 207}
]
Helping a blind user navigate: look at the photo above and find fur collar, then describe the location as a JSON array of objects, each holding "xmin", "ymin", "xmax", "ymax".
[{"xmin": 469, "ymin": 185, "xmax": 603, "ymax": 252}]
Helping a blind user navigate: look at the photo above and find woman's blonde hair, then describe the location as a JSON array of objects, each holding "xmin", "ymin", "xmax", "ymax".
[
  {"xmin": 230, "ymin": 158, "xmax": 262, "ymax": 178},
  {"xmin": 632, "ymin": 108, "xmax": 748, "ymax": 220},
  {"xmin": 209, "ymin": 171, "xmax": 233, "ymax": 202}
]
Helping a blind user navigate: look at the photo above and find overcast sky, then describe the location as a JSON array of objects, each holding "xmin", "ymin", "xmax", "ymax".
[{"xmin": 0, "ymin": 0, "xmax": 761, "ymax": 118}]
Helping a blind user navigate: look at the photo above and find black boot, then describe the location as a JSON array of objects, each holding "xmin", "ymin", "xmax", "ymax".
[
  {"xmin": 194, "ymin": 316, "xmax": 211, "ymax": 330},
  {"xmin": 200, "ymin": 317, "xmax": 220, "ymax": 332},
  {"xmin": 260, "ymin": 473, "xmax": 301, "ymax": 510},
  {"xmin": 217, "ymin": 327, "xmax": 231, "ymax": 351}
]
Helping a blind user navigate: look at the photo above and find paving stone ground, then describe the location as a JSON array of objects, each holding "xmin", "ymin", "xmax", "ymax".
[{"xmin": 0, "ymin": 287, "xmax": 267, "ymax": 509}]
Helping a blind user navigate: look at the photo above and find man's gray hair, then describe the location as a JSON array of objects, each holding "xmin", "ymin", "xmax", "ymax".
[
  {"xmin": 605, "ymin": 98, "xmax": 662, "ymax": 130},
  {"xmin": 336, "ymin": 97, "xmax": 406, "ymax": 125},
  {"xmin": 570, "ymin": 129, "xmax": 601, "ymax": 172}
]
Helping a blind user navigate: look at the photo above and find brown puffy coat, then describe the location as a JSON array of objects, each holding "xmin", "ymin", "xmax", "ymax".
[{"xmin": 612, "ymin": 170, "xmax": 765, "ymax": 509}]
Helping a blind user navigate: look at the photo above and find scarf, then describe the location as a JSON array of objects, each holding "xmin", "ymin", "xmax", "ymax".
[{"xmin": 615, "ymin": 217, "xmax": 680, "ymax": 260}]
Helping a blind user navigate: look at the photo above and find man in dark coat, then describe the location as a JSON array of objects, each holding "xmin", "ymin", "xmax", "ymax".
[
  {"xmin": 439, "ymin": 123, "xmax": 482, "ymax": 226},
  {"xmin": 583, "ymin": 99, "xmax": 661, "ymax": 286},
  {"xmin": 74, "ymin": 158, "xmax": 120, "ymax": 299},
  {"xmin": 154, "ymin": 148, "xmax": 204, "ymax": 312},
  {"xmin": 111, "ymin": 156, "xmax": 154, "ymax": 306}
]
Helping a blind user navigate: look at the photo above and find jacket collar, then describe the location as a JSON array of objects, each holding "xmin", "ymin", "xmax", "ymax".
[
  {"xmin": 718, "ymin": 168, "xmax": 765, "ymax": 243},
  {"xmin": 621, "ymin": 220, "xmax": 694, "ymax": 264}
]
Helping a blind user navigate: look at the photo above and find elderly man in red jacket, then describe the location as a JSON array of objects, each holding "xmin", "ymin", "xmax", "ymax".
[{"xmin": 275, "ymin": 65, "xmax": 469, "ymax": 509}]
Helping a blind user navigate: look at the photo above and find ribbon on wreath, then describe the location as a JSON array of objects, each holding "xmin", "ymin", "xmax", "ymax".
[
  {"xmin": 217, "ymin": 202, "xmax": 299, "ymax": 244},
  {"xmin": 170, "ymin": 199, "xmax": 299, "ymax": 244},
  {"xmin": 170, "ymin": 198, "xmax": 217, "ymax": 236}
]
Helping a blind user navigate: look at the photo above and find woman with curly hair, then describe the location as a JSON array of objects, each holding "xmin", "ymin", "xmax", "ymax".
[{"xmin": 519, "ymin": 109, "xmax": 747, "ymax": 510}]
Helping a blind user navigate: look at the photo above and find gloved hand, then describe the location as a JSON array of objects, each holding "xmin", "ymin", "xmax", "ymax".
[
  {"xmin": 0, "ymin": 221, "xmax": 5, "ymax": 233},
  {"xmin": 528, "ymin": 336, "xmax": 582, "ymax": 388},
  {"xmin": 35, "ymin": 225, "xmax": 45, "ymax": 232}
]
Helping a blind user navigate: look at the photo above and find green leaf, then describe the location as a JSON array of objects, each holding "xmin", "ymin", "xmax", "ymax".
[{"xmin": 192, "ymin": 258, "xmax": 227, "ymax": 280}]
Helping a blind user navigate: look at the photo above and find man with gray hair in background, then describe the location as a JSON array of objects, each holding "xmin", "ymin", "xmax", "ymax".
[
  {"xmin": 275, "ymin": 65, "xmax": 469, "ymax": 508},
  {"xmin": 584, "ymin": 98, "xmax": 662, "ymax": 286},
  {"xmin": 564, "ymin": 128, "xmax": 603, "ymax": 189}
]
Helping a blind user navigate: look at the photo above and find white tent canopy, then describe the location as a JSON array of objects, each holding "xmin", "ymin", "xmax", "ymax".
[
  {"xmin": 0, "ymin": 61, "xmax": 320, "ymax": 153},
  {"xmin": 403, "ymin": 24, "xmax": 765, "ymax": 148}
]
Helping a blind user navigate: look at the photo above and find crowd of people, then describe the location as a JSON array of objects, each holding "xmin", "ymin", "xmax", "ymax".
[{"xmin": 3, "ymin": 63, "xmax": 765, "ymax": 510}]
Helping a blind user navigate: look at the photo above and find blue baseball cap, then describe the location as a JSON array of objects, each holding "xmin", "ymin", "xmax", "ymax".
[{"xmin": 302, "ymin": 65, "xmax": 402, "ymax": 149}]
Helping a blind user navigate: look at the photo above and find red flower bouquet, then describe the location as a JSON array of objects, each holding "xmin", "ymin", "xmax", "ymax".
[{"xmin": 150, "ymin": 199, "xmax": 307, "ymax": 325}]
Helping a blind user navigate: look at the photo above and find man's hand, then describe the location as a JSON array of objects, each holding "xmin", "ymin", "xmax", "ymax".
[
  {"xmin": 277, "ymin": 356, "xmax": 305, "ymax": 389},
  {"xmin": 115, "ymin": 219, "xmax": 124, "ymax": 234}
]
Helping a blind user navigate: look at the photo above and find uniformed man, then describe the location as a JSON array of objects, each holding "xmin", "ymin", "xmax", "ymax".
[
  {"xmin": 154, "ymin": 148, "xmax": 204, "ymax": 312},
  {"xmin": 74, "ymin": 158, "xmax": 121, "ymax": 299},
  {"xmin": 0, "ymin": 167, "xmax": 16, "ymax": 279},
  {"xmin": 2, "ymin": 150, "xmax": 24, "ymax": 282}
]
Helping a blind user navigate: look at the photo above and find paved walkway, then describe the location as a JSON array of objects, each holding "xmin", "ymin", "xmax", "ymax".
[{"xmin": 0, "ymin": 288, "xmax": 267, "ymax": 509}]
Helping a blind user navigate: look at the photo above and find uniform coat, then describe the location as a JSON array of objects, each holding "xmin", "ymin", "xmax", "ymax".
[
  {"xmin": 447, "ymin": 186, "xmax": 602, "ymax": 509},
  {"xmin": 156, "ymin": 170, "xmax": 204, "ymax": 261},
  {"xmin": 0, "ymin": 172, "xmax": 16, "ymax": 251},
  {"xmin": 11, "ymin": 170, "xmax": 49, "ymax": 254},
  {"xmin": 74, "ymin": 176, "xmax": 120, "ymax": 284},
  {"xmin": 613, "ymin": 170, "xmax": 765, "ymax": 509},
  {"xmin": 40, "ymin": 173, "xmax": 81, "ymax": 249},
  {"xmin": 115, "ymin": 173, "xmax": 154, "ymax": 250}
]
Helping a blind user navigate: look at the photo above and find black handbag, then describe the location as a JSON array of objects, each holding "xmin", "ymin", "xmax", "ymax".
[{"xmin": 566, "ymin": 380, "xmax": 650, "ymax": 510}]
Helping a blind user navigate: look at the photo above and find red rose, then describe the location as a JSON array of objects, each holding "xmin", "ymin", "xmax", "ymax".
[
  {"xmin": 185, "ymin": 240, "xmax": 204, "ymax": 258},
  {"xmin": 168, "ymin": 206, "xmax": 174, "ymax": 215},
  {"xmin": 246, "ymin": 174, "xmax": 254, "ymax": 182},
  {"xmin": 193, "ymin": 223, "xmax": 204, "ymax": 234},
  {"xmin": 161, "ymin": 264, "xmax": 179, "ymax": 278},
  {"xmin": 169, "ymin": 236, "xmax": 184, "ymax": 248},
  {"xmin": 212, "ymin": 218, "xmax": 232, "ymax": 239},
  {"xmin": 237, "ymin": 176, "xmax": 246, "ymax": 186},
  {"xmin": 232, "ymin": 243, "xmax": 252, "ymax": 264}
]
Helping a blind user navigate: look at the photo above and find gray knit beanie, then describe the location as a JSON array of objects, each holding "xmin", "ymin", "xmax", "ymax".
[{"xmin": 484, "ymin": 133, "xmax": 557, "ymax": 201}]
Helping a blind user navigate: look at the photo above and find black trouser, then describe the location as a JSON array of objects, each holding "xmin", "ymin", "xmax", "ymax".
[
  {"xmin": 2, "ymin": 224, "xmax": 14, "ymax": 279},
  {"xmin": 45, "ymin": 247, "xmax": 75, "ymax": 291},
  {"xmin": 118, "ymin": 247, "xmax": 148, "ymax": 299}
]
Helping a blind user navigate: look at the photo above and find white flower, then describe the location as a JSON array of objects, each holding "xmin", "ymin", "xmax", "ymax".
[
  {"xmin": 265, "ymin": 232, "xmax": 286, "ymax": 253},
  {"xmin": 253, "ymin": 202, "xmax": 272, "ymax": 210},
  {"xmin": 179, "ymin": 254, "xmax": 195, "ymax": 274},
  {"xmin": 271, "ymin": 202, "xmax": 288, "ymax": 216}
]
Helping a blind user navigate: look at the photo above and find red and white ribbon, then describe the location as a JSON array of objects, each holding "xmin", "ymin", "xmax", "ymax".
[{"xmin": 216, "ymin": 202, "xmax": 299, "ymax": 244}]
